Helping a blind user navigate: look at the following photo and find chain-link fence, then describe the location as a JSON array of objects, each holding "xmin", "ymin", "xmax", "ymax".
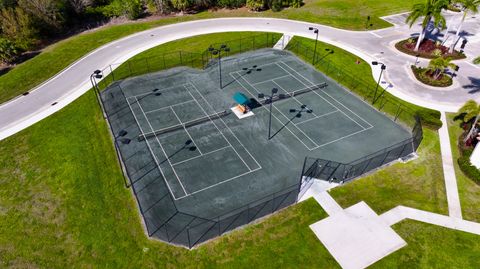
[
  {"xmin": 95, "ymin": 33, "xmax": 279, "ymax": 92},
  {"xmin": 93, "ymin": 34, "xmax": 425, "ymax": 248},
  {"xmin": 299, "ymin": 115, "xmax": 422, "ymax": 188},
  {"xmin": 286, "ymin": 39, "xmax": 421, "ymax": 129}
]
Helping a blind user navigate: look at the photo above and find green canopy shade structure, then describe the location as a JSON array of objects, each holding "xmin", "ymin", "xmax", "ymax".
[{"xmin": 233, "ymin": 92, "xmax": 250, "ymax": 106}]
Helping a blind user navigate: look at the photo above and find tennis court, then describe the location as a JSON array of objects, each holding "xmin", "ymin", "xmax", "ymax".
[{"xmin": 100, "ymin": 49, "xmax": 413, "ymax": 246}]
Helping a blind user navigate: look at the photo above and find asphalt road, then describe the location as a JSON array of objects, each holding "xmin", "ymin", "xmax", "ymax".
[{"xmin": 0, "ymin": 15, "xmax": 479, "ymax": 140}]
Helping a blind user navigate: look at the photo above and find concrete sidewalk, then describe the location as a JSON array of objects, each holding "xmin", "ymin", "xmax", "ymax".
[{"xmin": 1, "ymin": 15, "xmax": 479, "ymax": 140}]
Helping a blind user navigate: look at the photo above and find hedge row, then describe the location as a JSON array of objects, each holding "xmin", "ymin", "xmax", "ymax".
[{"xmin": 457, "ymin": 136, "xmax": 480, "ymax": 184}]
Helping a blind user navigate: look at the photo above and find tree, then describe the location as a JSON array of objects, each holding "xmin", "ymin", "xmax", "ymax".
[
  {"xmin": 18, "ymin": 0, "xmax": 65, "ymax": 32},
  {"xmin": 406, "ymin": 0, "xmax": 449, "ymax": 51},
  {"xmin": 171, "ymin": 0, "xmax": 191, "ymax": 11},
  {"xmin": 0, "ymin": 7, "xmax": 37, "ymax": 49},
  {"xmin": 449, "ymin": 0, "xmax": 480, "ymax": 53},
  {"xmin": 427, "ymin": 56, "xmax": 456, "ymax": 79},
  {"xmin": 458, "ymin": 100, "xmax": 480, "ymax": 142},
  {"xmin": 69, "ymin": 0, "xmax": 92, "ymax": 14}
]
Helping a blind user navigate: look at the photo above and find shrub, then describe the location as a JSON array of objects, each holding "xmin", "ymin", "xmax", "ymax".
[
  {"xmin": 270, "ymin": 0, "xmax": 283, "ymax": 12},
  {"xmin": 457, "ymin": 135, "xmax": 480, "ymax": 184},
  {"xmin": 432, "ymin": 48, "xmax": 442, "ymax": 57},
  {"xmin": 0, "ymin": 37, "xmax": 20, "ymax": 64},
  {"xmin": 411, "ymin": 65, "xmax": 453, "ymax": 87},
  {"xmin": 288, "ymin": 0, "xmax": 302, "ymax": 8},
  {"xmin": 474, "ymin": 56, "xmax": 480, "ymax": 65},
  {"xmin": 395, "ymin": 38, "xmax": 466, "ymax": 60},
  {"xmin": 216, "ymin": 0, "xmax": 246, "ymax": 8},
  {"xmin": 100, "ymin": 0, "xmax": 144, "ymax": 19},
  {"xmin": 416, "ymin": 109, "xmax": 442, "ymax": 129},
  {"xmin": 246, "ymin": 0, "xmax": 263, "ymax": 11}
]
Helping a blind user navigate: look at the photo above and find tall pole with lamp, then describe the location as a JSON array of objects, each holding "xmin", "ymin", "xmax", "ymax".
[
  {"xmin": 308, "ymin": 27, "xmax": 319, "ymax": 65},
  {"xmin": 208, "ymin": 44, "xmax": 230, "ymax": 89},
  {"xmin": 371, "ymin": 61, "xmax": 386, "ymax": 105}
]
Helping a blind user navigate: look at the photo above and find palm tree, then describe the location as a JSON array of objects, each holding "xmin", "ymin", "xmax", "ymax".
[
  {"xmin": 449, "ymin": 0, "xmax": 480, "ymax": 53},
  {"xmin": 458, "ymin": 100, "xmax": 480, "ymax": 142},
  {"xmin": 427, "ymin": 56, "xmax": 456, "ymax": 79},
  {"xmin": 406, "ymin": 0, "xmax": 450, "ymax": 51}
]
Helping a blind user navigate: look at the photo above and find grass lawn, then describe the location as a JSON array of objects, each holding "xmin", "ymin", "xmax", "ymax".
[
  {"xmin": 330, "ymin": 128, "xmax": 448, "ymax": 215},
  {"xmin": 0, "ymin": 0, "xmax": 421, "ymax": 104},
  {"xmin": 446, "ymin": 113, "xmax": 480, "ymax": 223},
  {"xmin": 286, "ymin": 37, "xmax": 442, "ymax": 128},
  {"xmin": 1, "ymin": 31, "xmax": 479, "ymax": 268},
  {"xmin": 373, "ymin": 220, "xmax": 480, "ymax": 268}
]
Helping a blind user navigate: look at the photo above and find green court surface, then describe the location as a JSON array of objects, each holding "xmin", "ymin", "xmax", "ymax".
[{"xmin": 100, "ymin": 49, "xmax": 412, "ymax": 247}]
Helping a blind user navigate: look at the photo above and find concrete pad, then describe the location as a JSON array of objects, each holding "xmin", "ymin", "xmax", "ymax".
[
  {"xmin": 297, "ymin": 179, "xmax": 339, "ymax": 203},
  {"xmin": 230, "ymin": 106, "xmax": 254, "ymax": 119},
  {"xmin": 310, "ymin": 202, "xmax": 406, "ymax": 269}
]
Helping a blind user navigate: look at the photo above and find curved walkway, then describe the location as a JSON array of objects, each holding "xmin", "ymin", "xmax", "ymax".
[{"xmin": 0, "ymin": 16, "xmax": 479, "ymax": 141}]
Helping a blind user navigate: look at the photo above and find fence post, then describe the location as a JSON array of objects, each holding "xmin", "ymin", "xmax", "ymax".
[
  {"xmin": 127, "ymin": 61, "xmax": 132, "ymax": 76},
  {"xmin": 187, "ymin": 226, "xmax": 191, "ymax": 248},
  {"xmin": 145, "ymin": 58, "xmax": 150, "ymax": 73},
  {"xmin": 109, "ymin": 65, "xmax": 115, "ymax": 81}
]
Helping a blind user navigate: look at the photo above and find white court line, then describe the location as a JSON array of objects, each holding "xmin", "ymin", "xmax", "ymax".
[
  {"xmin": 186, "ymin": 167, "xmax": 262, "ymax": 197},
  {"xmin": 231, "ymin": 71, "xmax": 319, "ymax": 150},
  {"xmin": 125, "ymin": 95, "xmax": 185, "ymax": 199},
  {"xmin": 275, "ymin": 61, "xmax": 373, "ymax": 129},
  {"xmin": 144, "ymin": 99, "xmax": 196, "ymax": 114},
  {"xmin": 186, "ymin": 83, "xmax": 262, "ymax": 171},
  {"xmin": 127, "ymin": 83, "xmax": 189, "ymax": 99},
  {"xmin": 250, "ymin": 74, "xmax": 293, "ymax": 86},
  {"xmin": 134, "ymin": 96, "xmax": 189, "ymax": 197},
  {"xmin": 271, "ymin": 80, "xmax": 320, "ymax": 117},
  {"xmin": 230, "ymin": 66, "xmax": 374, "ymax": 151},
  {"xmin": 294, "ymin": 110, "xmax": 339, "ymax": 125},
  {"xmin": 277, "ymin": 61, "xmax": 373, "ymax": 128},
  {"xmin": 183, "ymin": 88, "xmax": 251, "ymax": 171},
  {"xmin": 171, "ymin": 145, "xmax": 231, "ymax": 166},
  {"xmin": 169, "ymin": 107, "xmax": 204, "ymax": 155}
]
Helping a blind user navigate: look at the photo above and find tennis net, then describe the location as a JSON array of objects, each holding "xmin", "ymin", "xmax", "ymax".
[
  {"xmin": 259, "ymin": 82, "xmax": 328, "ymax": 105},
  {"xmin": 138, "ymin": 110, "xmax": 231, "ymax": 141}
]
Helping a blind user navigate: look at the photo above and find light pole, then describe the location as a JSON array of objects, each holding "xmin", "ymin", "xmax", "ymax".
[
  {"xmin": 371, "ymin": 61, "xmax": 386, "ymax": 105},
  {"xmin": 258, "ymin": 88, "xmax": 282, "ymax": 140},
  {"xmin": 208, "ymin": 44, "xmax": 230, "ymax": 89},
  {"xmin": 308, "ymin": 27, "xmax": 319, "ymax": 65},
  {"xmin": 90, "ymin": 70, "xmax": 103, "ymax": 108}
]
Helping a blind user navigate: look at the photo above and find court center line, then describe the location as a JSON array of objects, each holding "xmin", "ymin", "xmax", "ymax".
[
  {"xmin": 144, "ymin": 99, "xmax": 196, "ymax": 114},
  {"xmin": 134, "ymin": 96, "xmax": 189, "ymax": 197},
  {"xmin": 183, "ymin": 84, "xmax": 253, "ymax": 171},
  {"xmin": 124, "ymin": 95, "xmax": 183, "ymax": 199},
  {"xmin": 294, "ymin": 110, "xmax": 340, "ymax": 125},
  {"xmin": 127, "ymin": 83, "xmax": 190, "ymax": 99},
  {"xmin": 233, "ymin": 71, "xmax": 320, "ymax": 150},
  {"xmin": 171, "ymin": 145, "xmax": 232, "ymax": 166},
  {"xmin": 169, "ymin": 106, "xmax": 204, "ymax": 155},
  {"xmin": 250, "ymin": 74, "xmax": 293, "ymax": 86},
  {"xmin": 276, "ymin": 61, "xmax": 373, "ymax": 129},
  {"xmin": 186, "ymin": 83, "xmax": 263, "ymax": 170},
  {"xmin": 270, "ymin": 80, "xmax": 319, "ymax": 117},
  {"xmin": 274, "ymin": 62, "xmax": 368, "ymax": 130},
  {"xmin": 186, "ymin": 168, "xmax": 262, "ymax": 197},
  {"xmin": 230, "ymin": 71, "xmax": 318, "ymax": 151}
]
